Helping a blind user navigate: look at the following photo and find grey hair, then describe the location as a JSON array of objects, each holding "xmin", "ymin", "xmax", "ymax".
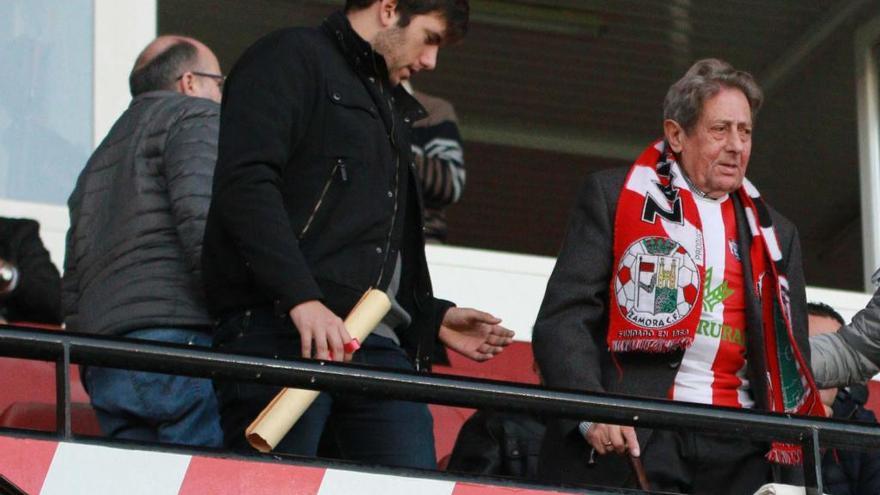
[{"xmin": 663, "ymin": 58, "xmax": 763, "ymax": 133}]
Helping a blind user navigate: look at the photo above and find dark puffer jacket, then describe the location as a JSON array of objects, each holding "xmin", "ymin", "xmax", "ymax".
[{"xmin": 63, "ymin": 91, "xmax": 219, "ymax": 336}]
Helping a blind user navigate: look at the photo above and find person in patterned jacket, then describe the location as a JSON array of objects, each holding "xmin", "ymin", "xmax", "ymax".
[{"xmin": 408, "ymin": 87, "xmax": 465, "ymax": 243}]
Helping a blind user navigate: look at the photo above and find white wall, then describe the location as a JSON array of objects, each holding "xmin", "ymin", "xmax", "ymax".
[
  {"xmin": 93, "ymin": 0, "xmax": 157, "ymax": 148},
  {"xmin": 426, "ymin": 245, "xmax": 554, "ymax": 342}
]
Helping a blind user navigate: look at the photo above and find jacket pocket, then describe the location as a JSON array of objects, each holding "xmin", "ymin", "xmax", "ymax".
[
  {"xmin": 326, "ymin": 81, "xmax": 379, "ymax": 119},
  {"xmin": 297, "ymin": 157, "xmax": 350, "ymax": 240},
  {"xmin": 322, "ymin": 80, "xmax": 381, "ymax": 159}
]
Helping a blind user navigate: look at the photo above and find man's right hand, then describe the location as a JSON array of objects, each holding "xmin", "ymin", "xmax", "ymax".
[
  {"xmin": 584, "ymin": 423, "xmax": 640, "ymax": 457},
  {"xmin": 289, "ymin": 300, "xmax": 353, "ymax": 362}
]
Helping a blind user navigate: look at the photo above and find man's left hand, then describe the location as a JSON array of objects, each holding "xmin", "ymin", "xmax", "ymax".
[{"xmin": 438, "ymin": 307, "xmax": 514, "ymax": 362}]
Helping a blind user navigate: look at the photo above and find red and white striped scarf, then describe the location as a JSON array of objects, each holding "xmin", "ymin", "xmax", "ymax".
[{"xmin": 608, "ymin": 140, "xmax": 824, "ymax": 464}]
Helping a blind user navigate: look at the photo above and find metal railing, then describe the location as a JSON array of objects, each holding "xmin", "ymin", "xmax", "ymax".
[{"xmin": 2, "ymin": 325, "xmax": 879, "ymax": 495}]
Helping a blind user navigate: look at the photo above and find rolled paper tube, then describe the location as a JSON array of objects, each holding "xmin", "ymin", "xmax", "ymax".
[{"xmin": 245, "ymin": 289, "xmax": 391, "ymax": 452}]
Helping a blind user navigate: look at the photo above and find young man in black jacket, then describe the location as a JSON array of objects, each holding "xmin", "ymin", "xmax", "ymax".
[{"xmin": 203, "ymin": 0, "xmax": 512, "ymax": 469}]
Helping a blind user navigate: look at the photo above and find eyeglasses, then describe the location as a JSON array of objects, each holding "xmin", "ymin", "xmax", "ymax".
[{"xmin": 177, "ymin": 71, "xmax": 226, "ymax": 89}]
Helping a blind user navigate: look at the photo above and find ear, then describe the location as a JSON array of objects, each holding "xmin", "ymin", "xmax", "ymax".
[
  {"xmin": 663, "ymin": 119, "xmax": 685, "ymax": 153},
  {"xmin": 177, "ymin": 72, "xmax": 196, "ymax": 97},
  {"xmin": 378, "ymin": 0, "xmax": 399, "ymax": 28}
]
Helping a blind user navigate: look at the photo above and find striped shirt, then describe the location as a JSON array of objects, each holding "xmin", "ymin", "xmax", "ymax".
[{"xmin": 669, "ymin": 194, "xmax": 754, "ymax": 408}]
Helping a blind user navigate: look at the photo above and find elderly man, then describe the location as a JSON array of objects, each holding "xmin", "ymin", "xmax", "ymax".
[
  {"xmin": 64, "ymin": 36, "xmax": 223, "ymax": 446},
  {"xmin": 533, "ymin": 59, "xmax": 824, "ymax": 493},
  {"xmin": 204, "ymin": 0, "xmax": 512, "ymax": 469}
]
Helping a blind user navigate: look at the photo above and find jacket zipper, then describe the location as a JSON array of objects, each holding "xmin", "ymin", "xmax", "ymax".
[
  {"xmin": 375, "ymin": 85, "xmax": 399, "ymax": 287},
  {"xmin": 298, "ymin": 161, "xmax": 347, "ymax": 239}
]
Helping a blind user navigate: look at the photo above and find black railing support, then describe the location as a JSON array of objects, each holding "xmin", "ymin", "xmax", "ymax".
[
  {"xmin": 54, "ymin": 342, "xmax": 72, "ymax": 440},
  {"xmin": 802, "ymin": 427, "xmax": 823, "ymax": 495}
]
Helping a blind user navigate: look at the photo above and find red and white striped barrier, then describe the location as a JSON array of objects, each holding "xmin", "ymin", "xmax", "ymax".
[{"xmin": 0, "ymin": 436, "xmax": 572, "ymax": 495}]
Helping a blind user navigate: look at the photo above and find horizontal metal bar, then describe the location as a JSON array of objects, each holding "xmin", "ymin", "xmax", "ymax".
[{"xmin": 1, "ymin": 326, "xmax": 878, "ymax": 453}]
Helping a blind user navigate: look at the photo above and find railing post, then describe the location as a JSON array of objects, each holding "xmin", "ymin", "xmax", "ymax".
[
  {"xmin": 802, "ymin": 427, "xmax": 823, "ymax": 495},
  {"xmin": 55, "ymin": 342, "xmax": 72, "ymax": 440}
]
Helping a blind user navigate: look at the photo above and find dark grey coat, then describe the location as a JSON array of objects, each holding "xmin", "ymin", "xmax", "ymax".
[
  {"xmin": 532, "ymin": 167, "xmax": 810, "ymax": 488},
  {"xmin": 63, "ymin": 91, "xmax": 219, "ymax": 336}
]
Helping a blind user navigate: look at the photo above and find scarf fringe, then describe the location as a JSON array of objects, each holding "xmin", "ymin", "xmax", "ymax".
[
  {"xmin": 610, "ymin": 337, "xmax": 693, "ymax": 354},
  {"xmin": 766, "ymin": 443, "xmax": 803, "ymax": 465}
]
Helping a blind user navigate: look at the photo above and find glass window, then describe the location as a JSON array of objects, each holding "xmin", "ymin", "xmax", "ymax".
[{"xmin": 0, "ymin": 1, "xmax": 93, "ymax": 205}]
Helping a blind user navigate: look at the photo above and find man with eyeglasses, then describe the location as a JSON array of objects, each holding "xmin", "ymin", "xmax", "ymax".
[
  {"xmin": 63, "ymin": 36, "xmax": 224, "ymax": 447},
  {"xmin": 177, "ymin": 70, "xmax": 225, "ymax": 93}
]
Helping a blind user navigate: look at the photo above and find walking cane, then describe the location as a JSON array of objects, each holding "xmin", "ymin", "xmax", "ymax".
[{"xmin": 629, "ymin": 454, "xmax": 650, "ymax": 491}]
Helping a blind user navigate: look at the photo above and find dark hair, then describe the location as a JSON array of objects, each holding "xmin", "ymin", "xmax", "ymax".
[
  {"xmin": 807, "ymin": 302, "xmax": 846, "ymax": 327},
  {"xmin": 129, "ymin": 41, "xmax": 199, "ymax": 97},
  {"xmin": 663, "ymin": 58, "xmax": 763, "ymax": 133},
  {"xmin": 345, "ymin": 0, "xmax": 469, "ymax": 44}
]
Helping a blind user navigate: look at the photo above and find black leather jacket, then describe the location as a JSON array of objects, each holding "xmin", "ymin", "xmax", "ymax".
[{"xmin": 203, "ymin": 12, "xmax": 451, "ymax": 369}]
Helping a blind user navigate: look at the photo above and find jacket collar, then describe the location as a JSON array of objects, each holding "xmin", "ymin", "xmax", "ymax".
[
  {"xmin": 129, "ymin": 90, "xmax": 182, "ymax": 107},
  {"xmin": 394, "ymin": 86, "xmax": 428, "ymax": 124},
  {"xmin": 322, "ymin": 11, "xmax": 389, "ymax": 83},
  {"xmin": 322, "ymin": 11, "xmax": 427, "ymax": 124}
]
